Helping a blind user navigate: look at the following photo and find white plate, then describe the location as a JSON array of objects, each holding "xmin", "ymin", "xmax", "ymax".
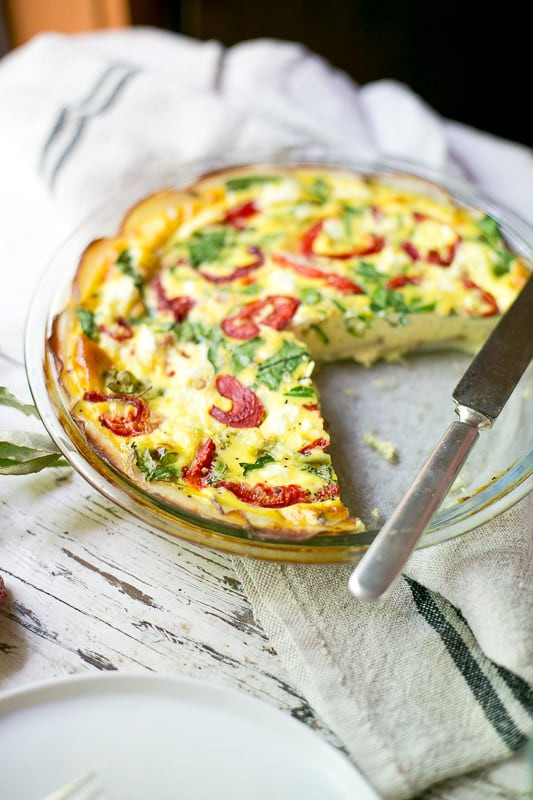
[{"xmin": 0, "ymin": 672, "xmax": 379, "ymax": 800}]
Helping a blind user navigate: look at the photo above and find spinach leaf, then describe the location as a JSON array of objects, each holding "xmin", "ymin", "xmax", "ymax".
[
  {"xmin": 283, "ymin": 385, "xmax": 315, "ymax": 398},
  {"xmin": 117, "ymin": 249, "xmax": 144, "ymax": 289},
  {"xmin": 355, "ymin": 261, "xmax": 387, "ymax": 282},
  {"xmin": 304, "ymin": 463, "xmax": 333, "ymax": 481},
  {"xmin": 256, "ymin": 340, "xmax": 309, "ymax": 390},
  {"xmin": 341, "ymin": 203, "xmax": 365, "ymax": 235},
  {"xmin": 76, "ymin": 309, "xmax": 99, "ymax": 341},
  {"xmin": 188, "ymin": 230, "xmax": 227, "ymax": 268},
  {"xmin": 103, "ymin": 369, "xmax": 147, "ymax": 396},
  {"xmin": 308, "ymin": 177, "xmax": 330, "ymax": 204},
  {"xmin": 240, "ymin": 454, "xmax": 275, "ymax": 476},
  {"xmin": 492, "ymin": 250, "xmax": 514, "ymax": 277},
  {"xmin": 232, "ymin": 337, "xmax": 264, "ymax": 372},
  {"xmin": 207, "ymin": 459, "xmax": 228, "ymax": 485},
  {"xmin": 225, "ymin": 175, "xmax": 280, "ymax": 192},
  {"xmin": 133, "ymin": 444, "xmax": 181, "ymax": 482},
  {"xmin": 477, "ymin": 215, "xmax": 503, "ymax": 247}
]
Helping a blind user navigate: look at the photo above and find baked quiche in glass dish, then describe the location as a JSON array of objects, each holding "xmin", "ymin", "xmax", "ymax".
[{"xmin": 26, "ymin": 152, "xmax": 533, "ymax": 561}]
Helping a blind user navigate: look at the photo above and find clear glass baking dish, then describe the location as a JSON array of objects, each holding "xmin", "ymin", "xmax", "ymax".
[{"xmin": 24, "ymin": 149, "xmax": 533, "ymax": 563}]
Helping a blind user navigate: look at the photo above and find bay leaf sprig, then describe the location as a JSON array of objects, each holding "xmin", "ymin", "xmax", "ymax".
[{"xmin": 0, "ymin": 387, "xmax": 69, "ymax": 475}]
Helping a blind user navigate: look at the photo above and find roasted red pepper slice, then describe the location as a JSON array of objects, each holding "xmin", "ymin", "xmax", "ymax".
[
  {"xmin": 153, "ymin": 276, "xmax": 195, "ymax": 322},
  {"xmin": 98, "ymin": 316, "xmax": 133, "ymax": 341},
  {"xmin": 314, "ymin": 483, "xmax": 340, "ymax": 501},
  {"xmin": 221, "ymin": 295, "xmax": 300, "ymax": 340},
  {"xmin": 182, "ymin": 438, "xmax": 216, "ymax": 488},
  {"xmin": 386, "ymin": 274, "xmax": 422, "ymax": 290},
  {"xmin": 83, "ymin": 391, "xmax": 152, "ymax": 437},
  {"xmin": 273, "ymin": 254, "xmax": 364, "ymax": 295},
  {"xmin": 300, "ymin": 219, "xmax": 385, "ymax": 259},
  {"xmin": 461, "ymin": 276, "xmax": 499, "ymax": 317},
  {"xmin": 299, "ymin": 437, "xmax": 329, "ymax": 455},
  {"xmin": 200, "ymin": 246, "xmax": 264, "ymax": 284},
  {"xmin": 402, "ymin": 237, "xmax": 460, "ymax": 267},
  {"xmin": 216, "ymin": 481, "xmax": 311, "ymax": 508},
  {"xmin": 224, "ymin": 200, "xmax": 259, "ymax": 230},
  {"xmin": 209, "ymin": 375, "xmax": 265, "ymax": 428}
]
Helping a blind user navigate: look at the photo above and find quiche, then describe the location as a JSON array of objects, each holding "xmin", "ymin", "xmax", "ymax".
[{"xmin": 48, "ymin": 164, "xmax": 530, "ymax": 541}]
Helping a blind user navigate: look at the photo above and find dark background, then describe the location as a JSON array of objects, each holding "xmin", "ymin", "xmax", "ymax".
[{"xmin": 131, "ymin": 0, "xmax": 531, "ymax": 148}]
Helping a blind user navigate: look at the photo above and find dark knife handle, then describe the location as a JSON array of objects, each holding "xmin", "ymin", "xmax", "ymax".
[{"xmin": 348, "ymin": 411, "xmax": 485, "ymax": 600}]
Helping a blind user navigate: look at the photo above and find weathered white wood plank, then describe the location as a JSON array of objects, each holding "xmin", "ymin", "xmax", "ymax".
[{"xmin": 0, "ymin": 360, "xmax": 527, "ymax": 799}]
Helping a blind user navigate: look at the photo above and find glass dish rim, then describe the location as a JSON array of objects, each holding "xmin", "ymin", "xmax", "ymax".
[{"xmin": 24, "ymin": 147, "xmax": 533, "ymax": 563}]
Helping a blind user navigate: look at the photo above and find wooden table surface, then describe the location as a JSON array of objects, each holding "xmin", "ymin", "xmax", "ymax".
[{"xmin": 0, "ymin": 353, "xmax": 529, "ymax": 799}]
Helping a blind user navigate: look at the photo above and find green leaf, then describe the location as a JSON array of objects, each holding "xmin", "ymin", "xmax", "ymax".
[
  {"xmin": 304, "ymin": 463, "xmax": 333, "ymax": 481},
  {"xmin": 76, "ymin": 309, "xmax": 99, "ymax": 341},
  {"xmin": 341, "ymin": 203, "xmax": 365, "ymax": 235},
  {"xmin": 477, "ymin": 215, "xmax": 503, "ymax": 247},
  {"xmin": 177, "ymin": 321, "xmax": 209, "ymax": 344},
  {"xmin": 300, "ymin": 287, "xmax": 323, "ymax": 306},
  {"xmin": 240, "ymin": 454, "xmax": 275, "ymax": 476},
  {"xmin": 0, "ymin": 387, "xmax": 39, "ymax": 418},
  {"xmin": 232, "ymin": 337, "xmax": 264, "ymax": 372},
  {"xmin": 256, "ymin": 340, "xmax": 309, "ymax": 390},
  {"xmin": 225, "ymin": 175, "xmax": 280, "ymax": 192},
  {"xmin": 308, "ymin": 177, "xmax": 330, "ymax": 204},
  {"xmin": 0, "ymin": 430, "xmax": 67, "ymax": 475},
  {"xmin": 0, "ymin": 453, "xmax": 68, "ymax": 475},
  {"xmin": 207, "ymin": 459, "xmax": 228, "ymax": 485},
  {"xmin": 133, "ymin": 444, "xmax": 181, "ymax": 482},
  {"xmin": 492, "ymin": 250, "xmax": 514, "ymax": 277},
  {"xmin": 283, "ymin": 385, "xmax": 315, "ymax": 398},
  {"xmin": 117, "ymin": 249, "xmax": 144, "ymax": 289},
  {"xmin": 188, "ymin": 229, "xmax": 227, "ymax": 268},
  {"xmin": 355, "ymin": 261, "xmax": 387, "ymax": 282},
  {"xmin": 104, "ymin": 369, "xmax": 147, "ymax": 396}
]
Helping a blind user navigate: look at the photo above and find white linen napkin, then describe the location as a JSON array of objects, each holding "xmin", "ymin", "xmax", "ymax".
[{"xmin": 0, "ymin": 28, "xmax": 531, "ymax": 799}]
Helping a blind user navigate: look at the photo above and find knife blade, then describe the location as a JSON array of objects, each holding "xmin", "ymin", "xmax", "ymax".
[{"xmin": 349, "ymin": 276, "xmax": 533, "ymax": 601}]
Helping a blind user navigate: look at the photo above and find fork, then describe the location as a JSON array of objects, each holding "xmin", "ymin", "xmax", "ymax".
[{"xmin": 41, "ymin": 771, "xmax": 101, "ymax": 800}]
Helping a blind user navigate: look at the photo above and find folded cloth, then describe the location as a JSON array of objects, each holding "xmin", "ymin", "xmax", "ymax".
[{"xmin": 0, "ymin": 27, "xmax": 531, "ymax": 799}]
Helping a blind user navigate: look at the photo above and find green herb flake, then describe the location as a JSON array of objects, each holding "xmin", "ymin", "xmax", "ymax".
[
  {"xmin": 240, "ymin": 454, "xmax": 275, "ymax": 476},
  {"xmin": 117, "ymin": 249, "xmax": 144, "ymax": 290},
  {"xmin": 232, "ymin": 337, "xmax": 264, "ymax": 373},
  {"xmin": 188, "ymin": 229, "xmax": 227, "ymax": 268},
  {"xmin": 257, "ymin": 340, "xmax": 309, "ymax": 390},
  {"xmin": 103, "ymin": 369, "xmax": 147, "ymax": 396},
  {"xmin": 133, "ymin": 444, "xmax": 181, "ymax": 482},
  {"xmin": 283, "ymin": 386, "xmax": 316, "ymax": 398},
  {"xmin": 225, "ymin": 175, "xmax": 280, "ymax": 192},
  {"xmin": 76, "ymin": 309, "xmax": 99, "ymax": 341}
]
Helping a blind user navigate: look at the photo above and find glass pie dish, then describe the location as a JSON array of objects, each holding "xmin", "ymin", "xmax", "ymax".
[{"xmin": 24, "ymin": 149, "xmax": 533, "ymax": 563}]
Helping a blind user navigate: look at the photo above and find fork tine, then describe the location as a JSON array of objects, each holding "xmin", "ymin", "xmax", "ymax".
[{"xmin": 42, "ymin": 771, "xmax": 98, "ymax": 800}]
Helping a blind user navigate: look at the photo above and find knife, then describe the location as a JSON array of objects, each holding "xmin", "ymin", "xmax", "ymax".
[{"xmin": 349, "ymin": 276, "xmax": 533, "ymax": 600}]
